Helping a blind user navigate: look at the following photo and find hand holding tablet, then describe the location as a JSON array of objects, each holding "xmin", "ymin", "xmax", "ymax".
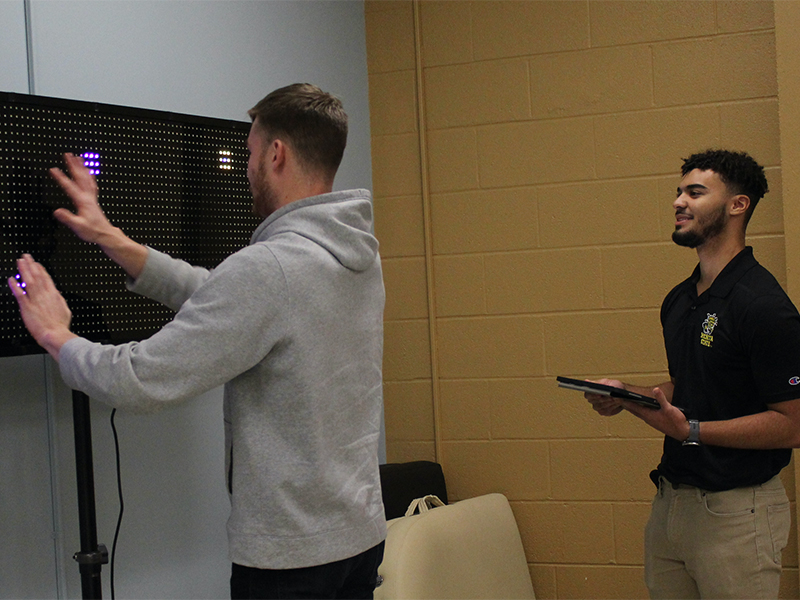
[{"xmin": 556, "ymin": 376, "xmax": 660, "ymax": 410}]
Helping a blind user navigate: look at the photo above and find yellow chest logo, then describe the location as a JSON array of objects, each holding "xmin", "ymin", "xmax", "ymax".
[{"xmin": 700, "ymin": 313, "xmax": 718, "ymax": 347}]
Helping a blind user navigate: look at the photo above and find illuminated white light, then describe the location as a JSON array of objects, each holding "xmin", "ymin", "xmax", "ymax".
[{"xmin": 219, "ymin": 150, "xmax": 233, "ymax": 170}]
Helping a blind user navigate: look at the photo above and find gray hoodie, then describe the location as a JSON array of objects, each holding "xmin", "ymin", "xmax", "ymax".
[{"xmin": 60, "ymin": 189, "xmax": 387, "ymax": 569}]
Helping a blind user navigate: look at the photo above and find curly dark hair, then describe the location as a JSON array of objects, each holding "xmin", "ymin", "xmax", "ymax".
[{"xmin": 681, "ymin": 149, "xmax": 768, "ymax": 221}]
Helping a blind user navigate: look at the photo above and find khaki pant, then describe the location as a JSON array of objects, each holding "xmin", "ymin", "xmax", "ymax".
[{"xmin": 644, "ymin": 475, "xmax": 790, "ymax": 599}]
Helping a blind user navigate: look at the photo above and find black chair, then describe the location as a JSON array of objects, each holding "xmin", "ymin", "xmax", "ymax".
[{"xmin": 379, "ymin": 461, "xmax": 448, "ymax": 520}]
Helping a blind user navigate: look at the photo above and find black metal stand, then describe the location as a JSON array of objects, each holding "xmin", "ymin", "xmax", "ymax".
[{"xmin": 72, "ymin": 390, "xmax": 108, "ymax": 599}]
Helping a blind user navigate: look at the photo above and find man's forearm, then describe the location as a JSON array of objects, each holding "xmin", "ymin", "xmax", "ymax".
[
  {"xmin": 697, "ymin": 406, "xmax": 800, "ymax": 449},
  {"xmin": 95, "ymin": 226, "xmax": 149, "ymax": 281}
]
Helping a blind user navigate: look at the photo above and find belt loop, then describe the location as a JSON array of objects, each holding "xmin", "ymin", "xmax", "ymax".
[{"xmin": 650, "ymin": 469, "xmax": 661, "ymax": 496}]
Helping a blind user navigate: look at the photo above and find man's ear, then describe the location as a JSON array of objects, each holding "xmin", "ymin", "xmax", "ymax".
[
  {"xmin": 730, "ymin": 194, "xmax": 750, "ymax": 218},
  {"xmin": 270, "ymin": 138, "xmax": 287, "ymax": 171}
]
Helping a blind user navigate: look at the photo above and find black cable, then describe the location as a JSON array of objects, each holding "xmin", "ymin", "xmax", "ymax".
[{"xmin": 110, "ymin": 408, "xmax": 124, "ymax": 600}]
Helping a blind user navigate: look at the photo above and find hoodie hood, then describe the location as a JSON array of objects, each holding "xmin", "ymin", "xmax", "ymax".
[{"xmin": 249, "ymin": 189, "xmax": 378, "ymax": 272}]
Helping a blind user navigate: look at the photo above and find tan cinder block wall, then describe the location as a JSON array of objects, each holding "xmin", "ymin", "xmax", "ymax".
[
  {"xmin": 366, "ymin": 1, "xmax": 798, "ymax": 598},
  {"xmin": 777, "ymin": 2, "xmax": 800, "ymax": 596}
]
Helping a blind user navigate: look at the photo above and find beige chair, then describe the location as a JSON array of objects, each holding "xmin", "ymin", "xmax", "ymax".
[{"xmin": 375, "ymin": 493, "xmax": 535, "ymax": 599}]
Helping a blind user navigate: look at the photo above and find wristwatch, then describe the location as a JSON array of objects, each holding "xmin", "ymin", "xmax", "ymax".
[{"xmin": 682, "ymin": 419, "xmax": 701, "ymax": 446}]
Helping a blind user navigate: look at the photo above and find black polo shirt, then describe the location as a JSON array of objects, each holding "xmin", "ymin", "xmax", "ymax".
[{"xmin": 657, "ymin": 247, "xmax": 800, "ymax": 491}]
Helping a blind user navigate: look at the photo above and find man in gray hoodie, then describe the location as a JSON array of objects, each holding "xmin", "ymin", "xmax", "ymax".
[{"xmin": 9, "ymin": 83, "xmax": 387, "ymax": 599}]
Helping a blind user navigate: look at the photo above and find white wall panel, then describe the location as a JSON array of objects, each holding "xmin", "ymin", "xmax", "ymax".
[
  {"xmin": 0, "ymin": 355, "xmax": 58, "ymax": 598},
  {"xmin": 0, "ymin": 0, "xmax": 29, "ymax": 92},
  {"xmin": 2, "ymin": 2, "xmax": 373, "ymax": 597},
  {"xmin": 28, "ymin": 0, "xmax": 372, "ymax": 191},
  {"xmin": 0, "ymin": 5, "xmax": 60, "ymax": 599}
]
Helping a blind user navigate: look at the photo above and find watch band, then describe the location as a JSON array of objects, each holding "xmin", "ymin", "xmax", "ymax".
[{"xmin": 682, "ymin": 419, "xmax": 701, "ymax": 446}]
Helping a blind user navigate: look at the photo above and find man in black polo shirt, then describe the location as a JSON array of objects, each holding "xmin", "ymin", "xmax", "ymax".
[{"xmin": 585, "ymin": 149, "xmax": 800, "ymax": 599}]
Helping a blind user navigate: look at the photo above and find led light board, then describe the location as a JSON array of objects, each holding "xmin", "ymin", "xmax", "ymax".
[{"xmin": 1, "ymin": 92, "xmax": 258, "ymax": 357}]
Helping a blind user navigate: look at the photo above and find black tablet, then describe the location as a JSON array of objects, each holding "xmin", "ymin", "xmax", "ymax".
[{"xmin": 556, "ymin": 376, "xmax": 660, "ymax": 409}]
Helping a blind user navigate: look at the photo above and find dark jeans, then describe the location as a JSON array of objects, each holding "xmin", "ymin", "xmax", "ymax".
[{"xmin": 230, "ymin": 541, "xmax": 385, "ymax": 600}]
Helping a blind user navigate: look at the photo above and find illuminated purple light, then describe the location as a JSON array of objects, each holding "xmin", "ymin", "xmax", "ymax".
[{"xmin": 81, "ymin": 151, "xmax": 101, "ymax": 176}]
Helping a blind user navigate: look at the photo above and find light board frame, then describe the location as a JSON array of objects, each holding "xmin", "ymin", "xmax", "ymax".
[{"xmin": 0, "ymin": 92, "xmax": 258, "ymax": 356}]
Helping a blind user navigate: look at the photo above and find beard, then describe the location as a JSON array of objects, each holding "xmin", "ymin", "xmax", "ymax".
[
  {"xmin": 672, "ymin": 204, "xmax": 728, "ymax": 248},
  {"xmin": 250, "ymin": 163, "xmax": 279, "ymax": 219}
]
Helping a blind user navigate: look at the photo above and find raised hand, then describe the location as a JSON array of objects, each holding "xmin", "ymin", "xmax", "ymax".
[
  {"xmin": 7, "ymin": 254, "xmax": 76, "ymax": 360},
  {"xmin": 49, "ymin": 152, "xmax": 116, "ymax": 245},
  {"xmin": 49, "ymin": 152, "xmax": 148, "ymax": 280}
]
